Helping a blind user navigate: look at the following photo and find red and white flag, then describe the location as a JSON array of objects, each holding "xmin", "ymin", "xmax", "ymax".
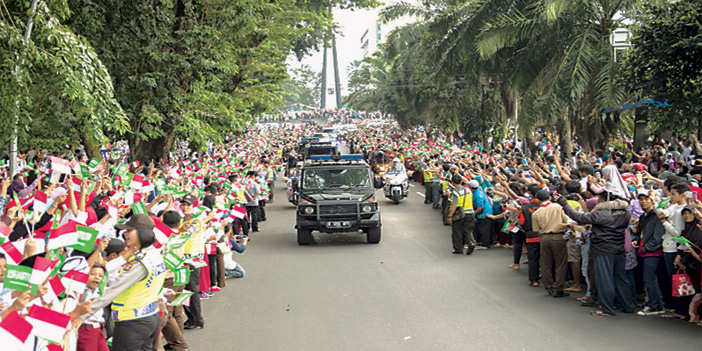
[
  {"xmin": 105, "ymin": 204, "xmax": 119, "ymax": 220},
  {"xmin": 0, "ymin": 310, "xmax": 33, "ymax": 349},
  {"xmin": 50, "ymin": 157, "xmax": 72, "ymax": 174},
  {"xmin": 33, "ymin": 191, "xmax": 49, "ymax": 214},
  {"xmin": 44, "ymin": 274, "xmax": 66, "ymax": 303},
  {"xmin": 31, "ymin": 256, "xmax": 57, "ymax": 286},
  {"xmin": 131, "ymin": 174, "xmax": 145, "ymax": 190},
  {"xmin": 6, "ymin": 197, "xmax": 34, "ymax": 211},
  {"xmin": 0, "ymin": 240, "xmax": 23, "ymax": 264},
  {"xmin": 71, "ymin": 176, "xmax": 84, "ymax": 192},
  {"xmin": 61, "ymin": 269, "xmax": 89, "ymax": 295},
  {"xmin": 26, "ymin": 305, "xmax": 71, "ymax": 344},
  {"xmin": 123, "ymin": 191, "xmax": 142, "ymax": 205},
  {"xmin": 151, "ymin": 216, "xmax": 174, "ymax": 249},
  {"xmin": 0, "ymin": 220, "xmax": 11, "ymax": 237},
  {"xmin": 69, "ymin": 158, "xmax": 81, "ymax": 173},
  {"xmin": 231, "ymin": 206, "xmax": 247, "ymax": 220},
  {"xmin": 47, "ymin": 221, "xmax": 81, "ymax": 250}
]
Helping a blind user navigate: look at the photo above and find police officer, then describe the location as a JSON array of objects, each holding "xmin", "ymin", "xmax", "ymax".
[
  {"xmin": 422, "ymin": 161, "xmax": 435, "ymax": 204},
  {"xmin": 447, "ymin": 175, "xmax": 476, "ymax": 255},
  {"xmin": 81, "ymin": 214, "xmax": 166, "ymax": 351}
]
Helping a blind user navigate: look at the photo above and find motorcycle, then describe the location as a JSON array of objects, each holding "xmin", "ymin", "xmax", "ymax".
[
  {"xmin": 284, "ymin": 175, "xmax": 300, "ymax": 205},
  {"xmin": 382, "ymin": 170, "xmax": 409, "ymax": 204}
]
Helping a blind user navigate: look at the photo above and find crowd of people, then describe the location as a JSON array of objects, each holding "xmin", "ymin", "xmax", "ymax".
[
  {"xmin": 0, "ymin": 110, "xmax": 700, "ymax": 351},
  {"xmin": 260, "ymin": 109, "xmax": 390, "ymax": 123},
  {"xmin": 0, "ymin": 126, "xmax": 289, "ymax": 350},
  {"xmin": 347, "ymin": 124, "xmax": 702, "ymax": 322}
]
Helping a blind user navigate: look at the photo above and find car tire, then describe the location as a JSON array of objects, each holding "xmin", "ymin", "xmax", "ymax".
[
  {"xmin": 367, "ymin": 226, "xmax": 381, "ymax": 244},
  {"xmin": 297, "ymin": 228, "xmax": 311, "ymax": 245}
]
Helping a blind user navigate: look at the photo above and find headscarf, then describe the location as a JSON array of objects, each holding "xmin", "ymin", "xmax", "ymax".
[
  {"xmin": 680, "ymin": 206, "xmax": 702, "ymax": 270},
  {"xmin": 602, "ymin": 164, "xmax": 632, "ymax": 200},
  {"xmin": 681, "ymin": 207, "xmax": 702, "ymax": 246},
  {"xmin": 10, "ymin": 178, "xmax": 24, "ymax": 197}
]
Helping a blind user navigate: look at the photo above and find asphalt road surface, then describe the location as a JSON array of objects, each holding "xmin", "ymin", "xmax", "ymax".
[{"xmin": 186, "ymin": 180, "xmax": 701, "ymax": 351}]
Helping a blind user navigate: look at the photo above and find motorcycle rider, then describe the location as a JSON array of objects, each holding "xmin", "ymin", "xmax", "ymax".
[
  {"xmin": 383, "ymin": 157, "xmax": 409, "ymax": 202},
  {"xmin": 389, "ymin": 157, "xmax": 406, "ymax": 173}
]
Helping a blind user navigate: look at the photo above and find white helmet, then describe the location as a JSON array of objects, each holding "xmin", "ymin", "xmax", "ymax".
[{"xmin": 392, "ymin": 157, "xmax": 401, "ymax": 165}]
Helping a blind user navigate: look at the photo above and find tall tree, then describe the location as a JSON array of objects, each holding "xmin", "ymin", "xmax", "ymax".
[
  {"xmin": 0, "ymin": 1, "xmax": 129, "ymax": 157},
  {"xmin": 281, "ymin": 65, "xmax": 322, "ymax": 108},
  {"xmin": 624, "ymin": 0, "xmax": 702, "ymax": 139}
]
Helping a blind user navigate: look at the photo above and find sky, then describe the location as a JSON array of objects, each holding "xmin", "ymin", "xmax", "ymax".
[{"xmin": 286, "ymin": 7, "xmax": 374, "ymax": 108}]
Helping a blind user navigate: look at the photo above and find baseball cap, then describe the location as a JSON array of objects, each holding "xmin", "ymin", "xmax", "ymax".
[
  {"xmin": 636, "ymin": 189, "xmax": 651, "ymax": 198},
  {"xmin": 468, "ymin": 180, "xmax": 480, "ymax": 189},
  {"xmin": 181, "ymin": 194, "xmax": 197, "ymax": 205},
  {"xmin": 115, "ymin": 214, "xmax": 155, "ymax": 230}
]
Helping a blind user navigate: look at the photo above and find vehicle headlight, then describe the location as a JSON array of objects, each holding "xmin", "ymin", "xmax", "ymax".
[
  {"xmin": 303, "ymin": 206, "xmax": 315, "ymax": 214},
  {"xmin": 362, "ymin": 204, "xmax": 375, "ymax": 213}
]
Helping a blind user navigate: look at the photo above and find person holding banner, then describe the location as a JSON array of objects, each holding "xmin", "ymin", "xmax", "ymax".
[{"xmin": 80, "ymin": 214, "xmax": 165, "ymax": 351}]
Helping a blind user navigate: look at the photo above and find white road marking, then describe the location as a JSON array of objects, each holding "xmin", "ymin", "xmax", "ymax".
[
  {"xmin": 416, "ymin": 192, "xmax": 425, "ymax": 197},
  {"xmin": 410, "ymin": 184, "xmax": 415, "ymax": 187}
]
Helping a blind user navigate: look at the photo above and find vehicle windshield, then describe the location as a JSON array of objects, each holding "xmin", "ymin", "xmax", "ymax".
[
  {"xmin": 302, "ymin": 168, "xmax": 371, "ymax": 189},
  {"xmin": 307, "ymin": 146, "xmax": 336, "ymax": 156}
]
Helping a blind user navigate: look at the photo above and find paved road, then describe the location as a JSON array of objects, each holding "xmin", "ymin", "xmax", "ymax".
[{"xmin": 186, "ymin": 180, "xmax": 701, "ymax": 351}]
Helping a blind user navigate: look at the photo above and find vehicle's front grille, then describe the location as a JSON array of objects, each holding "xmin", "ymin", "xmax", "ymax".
[{"xmin": 319, "ymin": 204, "xmax": 358, "ymax": 215}]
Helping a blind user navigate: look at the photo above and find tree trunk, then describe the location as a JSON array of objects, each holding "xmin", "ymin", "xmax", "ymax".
[
  {"xmin": 557, "ymin": 117, "xmax": 572, "ymax": 158},
  {"xmin": 130, "ymin": 131, "xmax": 176, "ymax": 165},
  {"xmin": 395, "ymin": 111, "xmax": 410, "ymax": 129},
  {"xmin": 78, "ymin": 130, "xmax": 101, "ymax": 161}
]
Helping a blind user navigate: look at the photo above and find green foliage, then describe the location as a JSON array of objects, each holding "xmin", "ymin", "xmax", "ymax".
[
  {"xmin": 347, "ymin": 0, "xmax": 643, "ymax": 152},
  {"xmin": 281, "ymin": 64, "xmax": 321, "ymax": 108},
  {"xmin": 1, "ymin": 0, "xmax": 381, "ymax": 160},
  {"xmin": 0, "ymin": 1, "xmax": 129, "ymax": 156},
  {"xmin": 623, "ymin": 0, "xmax": 702, "ymax": 135}
]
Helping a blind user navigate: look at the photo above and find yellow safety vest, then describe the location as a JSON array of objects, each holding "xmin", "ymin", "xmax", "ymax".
[
  {"xmin": 112, "ymin": 250, "xmax": 166, "ymax": 322},
  {"xmin": 453, "ymin": 187, "xmax": 474, "ymax": 213},
  {"xmin": 424, "ymin": 170, "xmax": 434, "ymax": 183},
  {"xmin": 183, "ymin": 235, "xmax": 205, "ymax": 257}
]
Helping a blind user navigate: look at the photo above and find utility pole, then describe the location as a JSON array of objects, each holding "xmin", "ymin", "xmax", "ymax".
[
  {"xmin": 320, "ymin": 46, "xmax": 327, "ymax": 110},
  {"xmin": 332, "ymin": 38, "xmax": 342, "ymax": 109},
  {"xmin": 10, "ymin": 0, "xmax": 41, "ymax": 177}
]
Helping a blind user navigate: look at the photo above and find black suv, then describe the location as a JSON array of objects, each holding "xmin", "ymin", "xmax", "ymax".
[
  {"xmin": 295, "ymin": 155, "xmax": 381, "ymax": 245},
  {"xmin": 303, "ymin": 141, "xmax": 339, "ymax": 160}
]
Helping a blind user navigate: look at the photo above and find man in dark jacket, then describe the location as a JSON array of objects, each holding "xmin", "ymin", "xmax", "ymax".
[
  {"xmin": 555, "ymin": 191, "xmax": 636, "ymax": 316},
  {"xmin": 632, "ymin": 189, "xmax": 665, "ymax": 315}
]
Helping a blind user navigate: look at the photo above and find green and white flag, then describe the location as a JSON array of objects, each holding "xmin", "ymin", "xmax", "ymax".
[
  {"xmin": 130, "ymin": 201, "xmax": 148, "ymax": 215},
  {"xmin": 87, "ymin": 158, "xmax": 101, "ymax": 171},
  {"xmin": 69, "ymin": 226, "xmax": 100, "ymax": 253},
  {"xmin": 173, "ymin": 266, "xmax": 190, "ymax": 286},
  {"xmin": 169, "ymin": 290, "xmax": 194, "ymax": 306},
  {"xmin": 167, "ymin": 233, "xmax": 192, "ymax": 250},
  {"xmin": 4, "ymin": 264, "xmax": 34, "ymax": 293},
  {"xmin": 163, "ymin": 252, "xmax": 184, "ymax": 271}
]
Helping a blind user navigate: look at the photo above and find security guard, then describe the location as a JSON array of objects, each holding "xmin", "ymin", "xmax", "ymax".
[
  {"xmin": 422, "ymin": 161, "xmax": 435, "ymax": 204},
  {"xmin": 447, "ymin": 174, "xmax": 476, "ymax": 255},
  {"xmin": 440, "ymin": 164, "xmax": 453, "ymax": 224},
  {"xmin": 81, "ymin": 214, "xmax": 166, "ymax": 351}
]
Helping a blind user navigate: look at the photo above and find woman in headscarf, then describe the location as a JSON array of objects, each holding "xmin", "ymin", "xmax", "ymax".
[
  {"xmin": 672, "ymin": 205, "xmax": 702, "ymax": 321},
  {"xmin": 589, "ymin": 164, "xmax": 633, "ymax": 201},
  {"xmin": 9, "ymin": 173, "xmax": 41, "ymax": 199}
]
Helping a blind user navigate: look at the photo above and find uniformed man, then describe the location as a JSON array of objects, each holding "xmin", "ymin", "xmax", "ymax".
[
  {"xmin": 422, "ymin": 161, "xmax": 435, "ymax": 204},
  {"xmin": 80, "ymin": 214, "xmax": 166, "ymax": 351},
  {"xmin": 447, "ymin": 174, "xmax": 476, "ymax": 255}
]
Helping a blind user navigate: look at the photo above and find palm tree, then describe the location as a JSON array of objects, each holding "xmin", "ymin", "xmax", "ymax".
[{"xmin": 473, "ymin": 0, "xmax": 635, "ymax": 152}]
